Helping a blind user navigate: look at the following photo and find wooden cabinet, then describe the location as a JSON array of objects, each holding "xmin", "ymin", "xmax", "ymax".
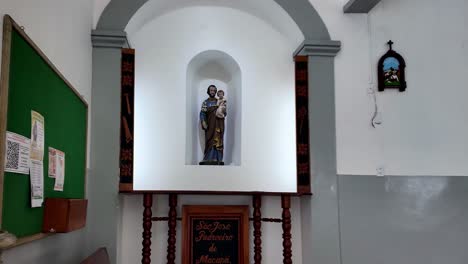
[{"xmin": 42, "ymin": 198, "xmax": 87, "ymax": 233}]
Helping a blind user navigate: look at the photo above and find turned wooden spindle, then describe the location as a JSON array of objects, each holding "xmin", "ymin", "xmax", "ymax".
[
  {"xmin": 166, "ymin": 194, "xmax": 178, "ymax": 264},
  {"xmin": 142, "ymin": 194, "xmax": 153, "ymax": 264},
  {"xmin": 281, "ymin": 195, "xmax": 292, "ymax": 264},
  {"xmin": 252, "ymin": 195, "xmax": 262, "ymax": 264}
]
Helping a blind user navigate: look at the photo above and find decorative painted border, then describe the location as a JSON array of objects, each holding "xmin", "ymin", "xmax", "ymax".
[
  {"xmin": 295, "ymin": 56, "xmax": 311, "ymax": 194},
  {"xmin": 119, "ymin": 49, "xmax": 135, "ymax": 190}
]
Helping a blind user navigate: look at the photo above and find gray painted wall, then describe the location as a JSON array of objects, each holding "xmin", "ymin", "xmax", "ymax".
[
  {"xmin": 273, "ymin": 0, "xmax": 330, "ymax": 40},
  {"xmin": 339, "ymin": 175, "xmax": 468, "ymax": 264},
  {"xmin": 2, "ymin": 229, "xmax": 85, "ymax": 264},
  {"xmin": 343, "ymin": 0, "xmax": 382, "ymax": 13},
  {"xmin": 85, "ymin": 47, "xmax": 122, "ymax": 264},
  {"xmin": 302, "ymin": 56, "xmax": 342, "ymax": 264}
]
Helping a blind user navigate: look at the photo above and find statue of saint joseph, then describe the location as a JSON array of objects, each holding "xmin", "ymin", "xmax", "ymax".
[{"xmin": 199, "ymin": 85, "xmax": 226, "ymax": 165}]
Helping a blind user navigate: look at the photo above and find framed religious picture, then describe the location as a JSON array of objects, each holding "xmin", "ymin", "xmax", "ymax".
[
  {"xmin": 378, "ymin": 40, "xmax": 407, "ymax": 92},
  {"xmin": 182, "ymin": 205, "xmax": 249, "ymax": 264}
]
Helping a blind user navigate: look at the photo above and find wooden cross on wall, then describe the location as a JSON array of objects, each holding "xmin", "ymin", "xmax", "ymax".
[{"xmin": 387, "ymin": 40, "xmax": 394, "ymax": 50}]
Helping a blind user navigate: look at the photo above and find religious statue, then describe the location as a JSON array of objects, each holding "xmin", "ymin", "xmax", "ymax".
[{"xmin": 199, "ymin": 85, "xmax": 227, "ymax": 165}]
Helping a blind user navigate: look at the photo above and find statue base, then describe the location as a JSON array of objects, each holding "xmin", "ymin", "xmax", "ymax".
[{"xmin": 199, "ymin": 161, "xmax": 225, "ymax": 166}]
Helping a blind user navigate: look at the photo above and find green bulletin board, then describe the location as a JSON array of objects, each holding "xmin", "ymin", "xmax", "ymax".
[{"xmin": 0, "ymin": 15, "xmax": 87, "ymax": 244}]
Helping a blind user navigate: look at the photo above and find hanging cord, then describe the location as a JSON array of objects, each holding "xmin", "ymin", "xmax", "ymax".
[
  {"xmin": 367, "ymin": 13, "xmax": 380, "ymax": 128},
  {"xmin": 370, "ymin": 89, "xmax": 380, "ymax": 127},
  {"xmin": 366, "ymin": 10, "xmax": 386, "ymax": 175}
]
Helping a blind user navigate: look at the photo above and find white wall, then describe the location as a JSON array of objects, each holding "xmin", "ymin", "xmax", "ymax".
[
  {"xmin": 0, "ymin": 0, "xmax": 93, "ymax": 263},
  {"xmin": 0, "ymin": 0, "xmax": 93, "ymax": 101},
  {"xmin": 130, "ymin": 6, "xmax": 299, "ymax": 192},
  {"xmin": 310, "ymin": 0, "xmax": 468, "ymax": 176},
  {"xmin": 119, "ymin": 195, "xmax": 303, "ymax": 264}
]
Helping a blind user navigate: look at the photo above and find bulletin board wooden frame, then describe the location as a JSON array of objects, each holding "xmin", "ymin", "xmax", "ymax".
[
  {"xmin": 0, "ymin": 15, "xmax": 88, "ymax": 247},
  {"xmin": 182, "ymin": 205, "xmax": 249, "ymax": 264}
]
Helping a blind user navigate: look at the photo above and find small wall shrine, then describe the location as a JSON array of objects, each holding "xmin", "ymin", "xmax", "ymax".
[{"xmin": 378, "ymin": 40, "xmax": 407, "ymax": 92}]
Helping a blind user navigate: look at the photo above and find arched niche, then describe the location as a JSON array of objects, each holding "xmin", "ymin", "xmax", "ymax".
[{"xmin": 186, "ymin": 50, "xmax": 241, "ymax": 166}]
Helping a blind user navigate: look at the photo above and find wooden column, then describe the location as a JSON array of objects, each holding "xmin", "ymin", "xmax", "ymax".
[
  {"xmin": 281, "ymin": 195, "xmax": 292, "ymax": 264},
  {"xmin": 252, "ymin": 195, "xmax": 262, "ymax": 264},
  {"xmin": 166, "ymin": 194, "xmax": 178, "ymax": 264},
  {"xmin": 142, "ymin": 194, "xmax": 153, "ymax": 264}
]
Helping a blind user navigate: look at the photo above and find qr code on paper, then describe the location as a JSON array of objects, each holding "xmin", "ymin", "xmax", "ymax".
[{"xmin": 6, "ymin": 140, "xmax": 20, "ymax": 170}]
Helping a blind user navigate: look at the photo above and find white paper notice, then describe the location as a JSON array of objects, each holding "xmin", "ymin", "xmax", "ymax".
[
  {"xmin": 30, "ymin": 160, "xmax": 44, "ymax": 207},
  {"xmin": 4, "ymin": 132, "xmax": 30, "ymax": 174},
  {"xmin": 29, "ymin": 111, "xmax": 45, "ymax": 207},
  {"xmin": 30, "ymin": 111, "xmax": 45, "ymax": 161},
  {"xmin": 48, "ymin": 147, "xmax": 56, "ymax": 178},
  {"xmin": 53, "ymin": 150, "xmax": 65, "ymax": 191}
]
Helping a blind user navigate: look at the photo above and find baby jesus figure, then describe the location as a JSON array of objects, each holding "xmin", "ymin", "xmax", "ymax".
[{"xmin": 216, "ymin": 90, "xmax": 227, "ymax": 118}]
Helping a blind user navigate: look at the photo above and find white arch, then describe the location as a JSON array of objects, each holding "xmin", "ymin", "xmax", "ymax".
[{"xmin": 125, "ymin": 0, "xmax": 304, "ymax": 47}]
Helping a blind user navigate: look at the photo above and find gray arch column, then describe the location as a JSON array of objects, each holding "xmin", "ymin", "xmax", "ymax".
[
  {"xmin": 88, "ymin": 36, "xmax": 126, "ymax": 264},
  {"xmin": 274, "ymin": 0, "xmax": 330, "ymax": 40},
  {"xmin": 90, "ymin": 1, "xmax": 342, "ymax": 264},
  {"xmin": 298, "ymin": 48, "xmax": 342, "ymax": 264}
]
